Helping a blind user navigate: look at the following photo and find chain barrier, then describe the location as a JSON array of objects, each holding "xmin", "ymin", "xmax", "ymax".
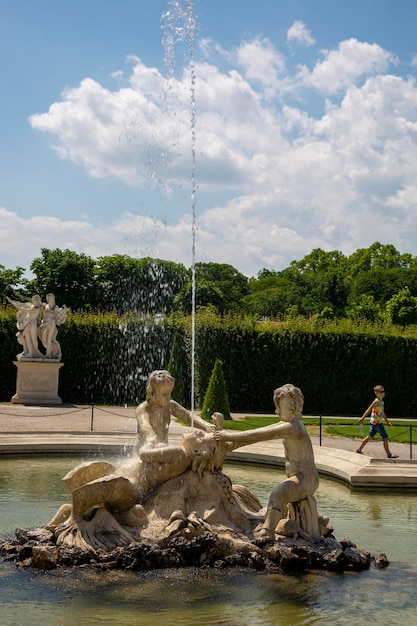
[
  {"xmin": 315, "ymin": 416, "xmax": 416, "ymax": 459},
  {"xmin": 0, "ymin": 404, "xmax": 137, "ymax": 434},
  {"xmin": 96, "ymin": 406, "xmax": 136, "ymax": 417},
  {"xmin": 0, "ymin": 406, "xmax": 88, "ymax": 418}
]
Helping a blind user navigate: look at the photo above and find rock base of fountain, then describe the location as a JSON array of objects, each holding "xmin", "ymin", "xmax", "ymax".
[{"xmin": 1, "ymin": 526, "xmax": 380, "ymax": 574}]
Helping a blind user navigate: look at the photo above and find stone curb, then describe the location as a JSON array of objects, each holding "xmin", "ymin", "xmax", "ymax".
[{"xmin": 1, "ymin": 405, "xmax": 416, "ymax": 489}]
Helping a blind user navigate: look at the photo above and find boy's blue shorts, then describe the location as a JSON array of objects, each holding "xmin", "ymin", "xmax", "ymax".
[{"xmin": 369, "ymin": 423, "xmax": 388, "ymax": 439}]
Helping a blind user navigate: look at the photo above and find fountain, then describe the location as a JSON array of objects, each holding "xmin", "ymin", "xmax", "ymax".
[
  {"xmin": 1, "ymin": 455, "xmax": 417, "ymax": 626},
  {"xmin": 2, "ymin": 2, "xmax": 415, "ymax": 624},
  {"xmin": 1, "ymin": 376, "xmax": 376, "ymax": 574}
]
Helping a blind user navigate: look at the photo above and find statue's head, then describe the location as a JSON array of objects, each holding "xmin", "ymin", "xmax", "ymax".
[
  {"xmin": 212, "ymin": 412, "xmax": 224, "ymax": 429},
  {"xmin": 182, "ymin": 430, "xmax": 207, "ymax": 454},
  {"xmin": 32, "ymin": 295, "xmax": 42, "ymax": 306},
  {"xmin": 182, "ymin": 430, "xmax": 227, "ymax": 476},
  {"xmin": 145, "ymin": 370, "xmax": 175, "ymax": 401},
  {"xmin": 273, "ymin": 383, "xmax": 304, "ymax": 420},
  {"xmin": 46, "ymin": 293, "xmax": 55, "ymax": 303}
]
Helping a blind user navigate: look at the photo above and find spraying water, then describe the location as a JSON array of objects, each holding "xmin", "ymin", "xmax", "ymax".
[{"xmin": 162, "ymin": 0, "xmax": 198, "ymax": 424}]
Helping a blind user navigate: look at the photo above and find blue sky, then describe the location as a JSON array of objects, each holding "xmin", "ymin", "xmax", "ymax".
[{"xmin": 2, "ymin": 0, "xmax": 417, "ymax": 278}]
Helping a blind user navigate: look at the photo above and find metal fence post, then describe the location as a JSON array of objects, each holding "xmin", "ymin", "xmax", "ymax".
[
  {"xmin": 320, "ymin": 415, "xmax": 322, "ymax": 447},
  {"xmin": 91, "ymin": 403, "xmax": 94, "ymax": 432},
  {"xmin": 410, "ymin": 424, "xmax": 413, "ymax": 460}
]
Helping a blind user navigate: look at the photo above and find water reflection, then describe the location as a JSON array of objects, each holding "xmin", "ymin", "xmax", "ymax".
[{"xmin": 1, "ymin": 456, "xmax": 417, "ymax": 626}]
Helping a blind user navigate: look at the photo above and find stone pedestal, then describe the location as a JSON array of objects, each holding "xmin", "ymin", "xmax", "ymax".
[{"xmin": 12, "ymin": 360, "xmax": 64, "ymax": 405}]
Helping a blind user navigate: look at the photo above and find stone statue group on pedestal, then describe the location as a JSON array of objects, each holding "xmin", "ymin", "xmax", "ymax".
[{"xmin": 7, "ymin": 293, "xmax": 68, "ymax": 361}]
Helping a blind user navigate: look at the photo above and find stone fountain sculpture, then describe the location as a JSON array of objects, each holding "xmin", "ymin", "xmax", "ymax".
[
  {"xmin": 7, "ymin": 293, "xmax": 68, "ymax": 404},
  {"xmin": 1, "ymin": 373, "xmax": 376, "ymax": 573}
]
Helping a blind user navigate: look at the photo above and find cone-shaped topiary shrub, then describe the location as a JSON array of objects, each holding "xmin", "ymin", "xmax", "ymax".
[
  {"xmin": 167, "ymin": 330, "xmax": 187, "ymax": 406},
  {"xmin": 200, "ymin": 358, "xmax": 231, "ymax": 420}
]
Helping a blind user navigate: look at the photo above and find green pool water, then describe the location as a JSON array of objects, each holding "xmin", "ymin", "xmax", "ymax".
[{"xmin": 1, "ymin": 456, "xmax": 416, "ymax": 626}]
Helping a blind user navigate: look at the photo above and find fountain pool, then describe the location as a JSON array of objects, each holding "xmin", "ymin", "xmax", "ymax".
[{"xmin": 1, "ymin": 455, "xmax": 416, "ymax": 626}]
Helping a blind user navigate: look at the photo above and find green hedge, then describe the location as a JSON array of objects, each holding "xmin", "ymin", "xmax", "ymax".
[
  {"xmin": 186, "ymin": 312, "xmax": 417, "ymax": 417},
  {"xmin": 0, "ymin": 310, "xmax": 19, "ymax": 400},
  {"xmin": 1, "ymin": 309, "xmax": 417, "ymax": 417},
  {"xmin": 1, "ymin": 310, "xmax": 174, "ymax": 406},
  {"xmin": 58, "ymin": 313, "xmax": 175, "ymax": 405}
]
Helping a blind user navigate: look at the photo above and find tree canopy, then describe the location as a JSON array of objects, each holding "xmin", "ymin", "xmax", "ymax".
[
  {"xmin": 25, "ymin": 248, "xmax": 98, "ymax": 311},
  {"xmin": 3, "ymin": 242, "xmax": 417, "ymax": 326},
  {"xmin": 0, "ymin": 264, "xmax": 26, "ymax": 304},
  {"xmin": 95, "ymin": 255, "xmax": 189, "ymax": 314}
]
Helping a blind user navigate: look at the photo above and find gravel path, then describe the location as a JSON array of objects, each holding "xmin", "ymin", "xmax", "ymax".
[{"xmin": 309, "ymin": 433, "xmax": 409, "ymax": 459}]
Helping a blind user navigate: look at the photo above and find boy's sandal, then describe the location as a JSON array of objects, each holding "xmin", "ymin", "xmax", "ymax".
[{"xmin": 387, "ymin": 454, "xmax": 399, "ymax": 458}]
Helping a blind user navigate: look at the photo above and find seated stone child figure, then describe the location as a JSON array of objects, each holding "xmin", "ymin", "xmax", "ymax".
[
  {"xmin": 66, "ymin": 372, "xmax": 221, "ymax": 519},
  {"xmin": 47, "ymin": 429, "xmax": 224, "ymax": 552},
  {"xmin": 135, "ymin": 370, "xmax": 215, "ymax": 451},
  {"xmin": 65, "ymin": 429, "xmax": 217, "ymax": 519},
  {"xmin": 215, "ymin": 383, "xmax": 320, "ymax": 541}
]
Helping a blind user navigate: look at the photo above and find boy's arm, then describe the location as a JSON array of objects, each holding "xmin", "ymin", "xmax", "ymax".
[
  {"xmin": 382, "ymin": 412, "xmax": 392, "ymax": 427},
  {"xmin": 359, "ymin": 400, "xmax": 376, "ymax": 423}
]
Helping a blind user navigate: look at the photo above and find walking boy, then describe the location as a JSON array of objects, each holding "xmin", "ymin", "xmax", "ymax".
[{"xmin": 357, "ymin": 385, "xmax": 399, "ymax": 458}]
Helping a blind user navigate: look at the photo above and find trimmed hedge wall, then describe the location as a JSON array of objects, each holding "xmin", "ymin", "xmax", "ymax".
[
  {"xmin": 58, "ymin": 314, "xmax": 174, "ymax": 405},
  {"xmin": 1, "ymin": 309, "xmax": 417, "ymax": 417},
  {"xmin": 188, "ymin": 313, "xmax": 417, "ymax": 417},
  {"xmin": 1, "ymin": 311, "xmax": 174, "ymax": 406},
  {"xmin": 0, "ymin": 311, "xmax": 19, "ymax": 401}
]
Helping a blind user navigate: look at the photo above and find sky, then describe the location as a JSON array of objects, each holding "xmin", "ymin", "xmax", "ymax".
[{"xmin": 2, "ymin": 0, "xmax": 417, "ymax": 278}]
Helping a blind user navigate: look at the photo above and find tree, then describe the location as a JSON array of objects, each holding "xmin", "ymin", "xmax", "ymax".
[
  {"xmin": 200, "ymin": 359, "xmax": 231, "ymax": 420},
  {"xmin": 194, "ymin": 263, "xmax": 249, "ymax": 309},
  {"xmin": 243, "ymin": 273, "xmax": 304, "ymax": 318},
  {"xmin": 347, "ymin": 242, "xmax": 412, "ymax": 276},
  {"xmin": 174, "ymin": 279, "xmax": 226, "ymax": 314},
  {"xmin": 385, "ymin": 288, "xmax": 417, "ymax": 327},
  {"xmin": 174, "ymin": 262, "xmax": 248, "ymax": 314},
  {"xmin": 280, "ymin": 248, "xmax": 349, "ymax": 316},
  {"xmin": 0, "ymin": 265, "xmax": 26, "ymax": 304},
  {"xmin": 256, "ymin": 268, "xmax": 281, "ymax": 279},
  {"xmin": 95, "ymin": 255, "xmax": 188, "ymax": 313},
  {"xmin": 26, "ymin": 248, "xmax": 97, "ymax": 311},
  {"xmin": 167, "ymin": 330, "xmax": 187, "ymax": 406},
  {"xmin": 346, "ymin": 294, "xmax": 381, "ymax": 322},
  {"xmin": 349, "ymin": 267, "xmax": 417, "ymax": 309},
  {"xmin": 314, "ymin": 306, "xmax": 335, "ymax": 321},
  {"xmin": 95, "ymin": 254, "xmax": 140, "ymax": 312}
]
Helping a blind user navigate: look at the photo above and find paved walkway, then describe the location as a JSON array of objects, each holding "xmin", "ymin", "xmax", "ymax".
[{"xmin": 1, "ymin": 403, "xmax": 416, "ymax": 489}]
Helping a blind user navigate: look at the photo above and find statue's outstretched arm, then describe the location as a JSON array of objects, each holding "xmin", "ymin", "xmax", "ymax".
[
  {"xmin": 6, "ymin": 296, "xmax": 30, "ymax": 310},
  {"xmin": 170, "ymin": 401, "xmax": 215, "ymax": 432},
  {"xmin": 215, "ymin": 421, "xmax": 292, "ymax": 448}
]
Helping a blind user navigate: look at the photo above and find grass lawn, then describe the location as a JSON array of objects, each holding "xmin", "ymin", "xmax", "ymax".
[{"xmin": 221, "ymin": 415, "xmax": 417, "ymax": 444}]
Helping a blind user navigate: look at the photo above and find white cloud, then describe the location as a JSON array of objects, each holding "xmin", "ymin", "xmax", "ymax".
[
  {"xmin": 235, "ymin": 37, "xmax": 287, "ymax": 98},
  {"xmin": 30, "ymin": 66, "xmax": 171, "ymax": 187},
  {"xmin": 287, "ymin": 20, "xmax": 315, "ymax": 47},
  {"xmin": 297, "ymin": 38, "xmax": 395, "ymax": 94},
  {"xmin": 8, "ymin": 35, "xmax": 416, "ymax": 277}
]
